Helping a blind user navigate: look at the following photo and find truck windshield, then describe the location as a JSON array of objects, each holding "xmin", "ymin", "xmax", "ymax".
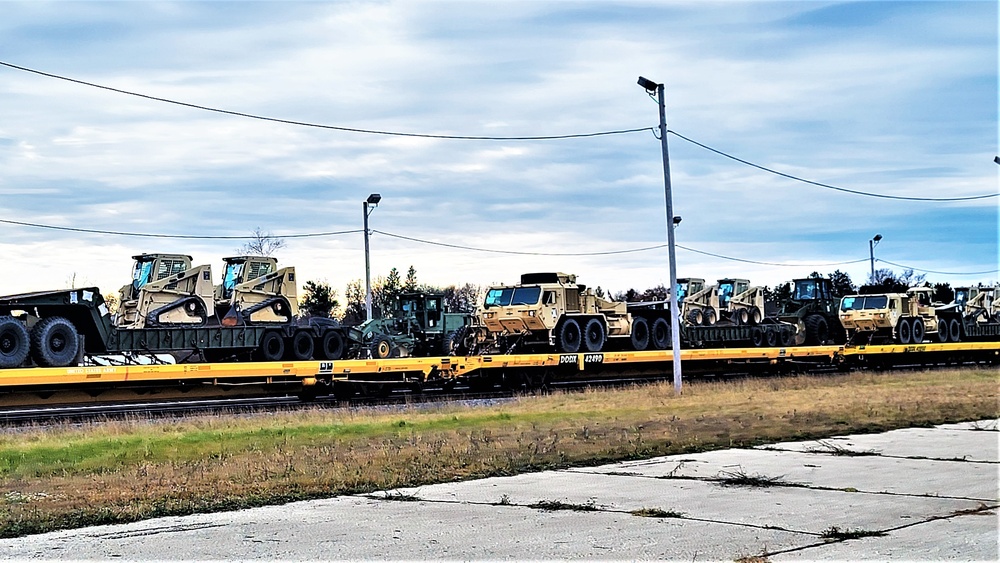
[
  {"xmin": 794, "ymin": 280, "xmax": 817, "ymax": 300},
  {"xmin": 484, "ymin": 287, "xmax": 541, "ymax": 307},
  {"xmin": 675, "ymin": 283, "xmax": 688, "ymax": 301},
  {"xmin": 840, "ymin": 295, "xmax": 889, "ymax": 311},
  {"xmin": 955, "ymin": 289, "xmax": 969, "ymax": 306}
]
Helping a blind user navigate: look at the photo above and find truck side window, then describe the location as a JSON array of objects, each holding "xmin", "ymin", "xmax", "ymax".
[{"xmin": 544, "ymin": 291, "xmax": 555, "ymax": 305}]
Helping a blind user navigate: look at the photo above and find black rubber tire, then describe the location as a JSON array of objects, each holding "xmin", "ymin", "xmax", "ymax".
[
  {"xmin": 370, "ymin": 335, "xmax": 393, "ymax": 359},
  {"xmin": 556, "ymin": 318, "xmax": 582, "ymax": 353},
  {"xmin": 255, "ymin": 330, "xmax": 285, "ymax": 361},
  {"xmin": 948, "ymin": 318, "xmax": 962, "ymax": 342},
  {"xmin": 315, "ymin": 330, "xmax": 345, "ymax": 360},
  {"xmin": 287, "ymin": 331, "xmax": 314, "ymax": 361},
  {"xmin": 30, "ymin": 316, "xmax": 80, "ymax": 368},
  {"xmin": 443, "ymin": 326, "xmax": 469, "ymax": 356},
  {"xmin": 650, "ymin": 318, "xmax": 670, "ymax": 350},
  {"xmin": 630, "ymin": 317, "xmax": 650, "ymax": 351},
  {"xmin": 733, "ymin": 309, "xmax": 749, "ymax": 326},
  {"xmin": 704, "ymin": 309, "xmax": 717, "ymax": 326},
  {"xmin": 911, "ymin": 318, "xmax": 925, "ymax": 343},
  {"xmin": 779, "ymin": 328, "xmax": 795, "ymax": 347},
  {"xmin": 750, "ymin": 327, "xmax": 765, "ymax": 347},
  {"xmin": 804, "ymin": 314, "xmax": 829, "ymax": 345},
  {"xmin": 764, "ymin": 328, "xmax": 778, "ymax": 348},
  {"xmin": 583, "ymin": 318, "xmax": 606, "ymax": 353},
  {"xmin": 936, "ymin": 317, "xmax": 949, "ymax": 343},
  {"xmin": 748, "ymin": 307, "xmax": 762, "ymax": 325},
  {"xmin": 0, "ymin": 316, "xmax": 30, "ymax": 369},
  {"xmin": 686, "ymin": 309, "xmax": 703, "ymax": 326},
  {"xmin": 897, "ymin": 318, "xmax": 912, "ymax": 345}
]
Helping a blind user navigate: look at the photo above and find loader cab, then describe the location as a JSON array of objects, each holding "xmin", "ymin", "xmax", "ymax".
[
  {"xmin": 218, "ymin": 256, "xmax": 277, "ymax": 301},
  {"xmin": 396, "ymin": 292, "xmax": 445, "ymax": 334},
  {"xmin": 675, "ymin": 278, "xmax": 705, "ymax": 302},
  {"xmin": 792, "ymin": 278, "xmax": 832, "ymax": 302},
  {"xmin": 717, "ymin": 279, "xmax": 750, "ymax": 310},
  {"xmin": 125, "ymin": 254, "xmax": 193, "ymax": 300}
]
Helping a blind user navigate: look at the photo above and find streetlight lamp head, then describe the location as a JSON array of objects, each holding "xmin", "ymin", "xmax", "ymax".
[
  {"xmin": 672, "ymin": 216, "xmax": 682, "ymax": 226},
  {"xmin": 637, "ymin": 76, "xmax": 659, "ymax": 92},
  {"xmin": 366, "ymin": 193, "xmax": 382, "ymax": 205},
  {"xmin": 873, "ymin": 234, "xmax": 882, "ymax": 242},
  {"xmin": 994, "ymin": 156, "xmax": 1000, "ymax": 165}
]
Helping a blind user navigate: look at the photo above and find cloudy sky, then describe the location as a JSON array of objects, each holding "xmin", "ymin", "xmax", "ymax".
[{"xmin": 1, "ymin": 1, "xmax": 997, "ymax": 302}]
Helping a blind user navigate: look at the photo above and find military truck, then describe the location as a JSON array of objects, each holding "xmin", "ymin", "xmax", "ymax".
[
  {"xmin": 348, "ymin": 291, "xmax": 467, "ymax": 358},
  {"xmin": 839, "ymin": 287, "xmax": 962, "ymax": 344},
  {"xmin": 777, "ymin": 277, "xmax": 845, "ymax": 345}
]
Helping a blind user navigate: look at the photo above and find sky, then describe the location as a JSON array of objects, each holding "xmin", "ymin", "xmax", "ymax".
[{"xmin": 1, "ymin": 0, "xmax": 997, "ymax": 303}]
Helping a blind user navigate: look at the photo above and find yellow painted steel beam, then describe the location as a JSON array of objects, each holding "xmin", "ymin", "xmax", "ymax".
[{"xmin": 840, "ymin": 341, "xmax": 1000, "ymax": 356}]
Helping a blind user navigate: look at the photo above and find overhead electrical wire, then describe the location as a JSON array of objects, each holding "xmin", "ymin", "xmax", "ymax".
[
  {"xmin": 3, "ymin": 59, "xmax": 996, "ymax": 201},
  {"xmin": 0, "ymin": 218, "xmax": 362, "ymax": 239},
  {"xmin": 876, "ymin": 259, "xmax": 999, "ymax": 276}
]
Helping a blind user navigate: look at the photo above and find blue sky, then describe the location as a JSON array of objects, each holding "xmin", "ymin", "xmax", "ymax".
[{"xmin": 0, "ymin": 1, "xmax": 996, "ymax": 299}]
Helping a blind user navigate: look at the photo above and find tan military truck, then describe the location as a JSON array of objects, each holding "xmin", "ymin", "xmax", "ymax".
[
  {"xmin": 464, "ymin": 272, "xmax": 667, "ymax": 354},
  {"xmin": 839, "ymin": 287, "xmax": 962, "ymax": 344}
]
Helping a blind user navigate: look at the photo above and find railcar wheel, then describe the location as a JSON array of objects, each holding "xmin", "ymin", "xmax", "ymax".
[
  {"xmin": 936, "ymin": 317, "xmax": 949, "ymax": 343},
  {"xmin": 630, "ymin": 317, "xmax": 650, "ymax": 351},
  {"xmin": 254, "ymin": 331, "xmax": 285, "ymax": 361},
  {"xmin": 583, "ymin": 318, "xmax": 606, "ymax": 352},
  {"xmin": 0, "ymin": 317, "xmax": 30, "ymax": 369},
  {"xmin": 897, "ymin": 318, "xmax": 912, "ymax": 344},
  {"xmin": 287, "ymin": 331, "xmax": 314, "ymax": 361},
  {"xmin": 651, "ymin": 318, "xmax": 670, "ymax": 350},
  {"xmin": 911, "ymin": 318, "xmax": 925, "ymax": 343},
  {"xmin": 948, "ymin": 318, "xmax": 962, "ymax": 342},
  {"xmin": 316, "ymin": 330, "xmax": 345, "ymax": 360},
  {"xmin": 30, "ymin": 316, "xmax": 80, "ymax": 368},
  {"xmin": 557, "ymin": 318, "xmax": 582, "ymax": 353}
]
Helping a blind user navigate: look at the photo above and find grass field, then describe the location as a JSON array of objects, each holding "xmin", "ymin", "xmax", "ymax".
[{"xmin": 0, "ymin": 367, "xmax": 997, "ymax": 538}]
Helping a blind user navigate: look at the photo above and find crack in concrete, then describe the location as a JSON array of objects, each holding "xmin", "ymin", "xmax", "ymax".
[
  {"xmin": 85, "ymin": 522, "xmax": 228, "ymax": 540},
  {"xmin": 758, "ymin": 444, "xmax": 999, "ymax": 464}
]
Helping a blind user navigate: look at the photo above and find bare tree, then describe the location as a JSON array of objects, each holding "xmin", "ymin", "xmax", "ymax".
[{"xmin": 238, "ymin": 227, "xmax": 286, "ymax": 256}]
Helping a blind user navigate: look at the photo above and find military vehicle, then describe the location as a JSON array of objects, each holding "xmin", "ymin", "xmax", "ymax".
[
  {"xmin": 777, "ymin": 277, "xmax": 845, "ymax": 345},
  {"xmin": 682, "ymin": 278, "xmax": 766, "ymax": 326},
  {"xmin": 952, "ymin": 286, "xmax": 999, "ymax": 323},
  {"xmin": 839, "ymin": 287, "xmax": 963, "ymax": 344},
  {"xmin": 348, "ymin": 291, "xmax": 467, "ymax": 358}
]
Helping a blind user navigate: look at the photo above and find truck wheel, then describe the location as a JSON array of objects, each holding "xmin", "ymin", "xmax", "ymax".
[
  {"xmin": 651, "ymin": 318, "xmax": 670, "ymax": 350},
  {"xmin": 686, "ymin": 309, "xmax": 703, "ymax": 326},
  {"xmin": 556, "ymin": 319, "xmax": 581, "ymax": 353},
  {"xmin": 444, "ymin": 326, "xmax": 470, "ymax": 356},
  {"xmin": 0, "ymin": 316, "xmax": 30, "ymax": 369},
  {"xmin": 936, "ymin": 317, "xmax": 950, "ymax": 343},
  {"xmin": 287, "ymin": 331, "xmax": 314, "ymax": 361},
  {"xmin": 630, "ymin": 317, "xmax": 650, "ymax": 351},
  {"xmin": 804, "ymin": 314, "xmax": 829, "ymax": 345},
  {"xmin": 254, "ymin": 331, "xmax": 285, "ymax": 361},
  {"xmin": 948, "ymin": 318, "xmax": 962, "ymax": 342},
  {"xmin": 30, "ymin": 316, "xmax": 80, "ymax": 368},
  {"xmin": 316, "ymin": 331, "xmax": 345, "ymax": 360},
  {"xmin": 897, "ymin": 318, "xmax": 912, "ymax": 344},
  {"xmin": 911, "ymin": 318, "xmax": 924, "ymax": 343},
  {"xmin": 583, "ymin": 318, "xmax": 606, "ymax": 352},
  {"xmin": 750, "ymin": 327, "xmax": 764, "ymax": 347},
  {"xmin": 370, "ymin": 335, "xmax": 393, "ymax": 359},
  {"xmin": 764, "ymin": 328, "xmax": 778, "ymax": 348}
]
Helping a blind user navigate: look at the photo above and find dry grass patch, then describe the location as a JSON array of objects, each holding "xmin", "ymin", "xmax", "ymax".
[{"xmin": 0, "ymin": 367, "xmax": 996, "ymax": 537}]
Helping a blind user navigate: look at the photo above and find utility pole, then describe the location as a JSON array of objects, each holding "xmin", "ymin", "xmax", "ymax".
[{"xmin": 363, "ymin": 193, "xmax": 381, "ymax": 321}]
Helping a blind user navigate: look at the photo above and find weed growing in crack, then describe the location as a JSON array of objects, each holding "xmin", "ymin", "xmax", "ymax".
[
  {"xmin": 630, "ymin": 507, "xmax": 683, "ymax": 518},
  {"xmin": 529, "ymin": 499, "xmax": 600, "ymax": 512},
  {"xmin": 496, "ymin": 494, "xmax": 512, "ymax": 506},
  {"xmin": 605, "ymin": 471, "xmax": 641, "ymax": 477},
  {"xmin": 714, "ymin": 468, "xmax": 791, "ymax": 488},
  {"xmin": 821, "ymin": 526, "xmax": 887, "ymax": 540},
  {"xmin": 372, "ymin": 491, "xmax": 421, "ymax": 502},
  {"xmin": 806, "ymin": 440, "xmax": 879, "ymax": 456},
  {"xmin": 968, "ymin": 421, "xmax": 998, "ymax": 432},
  {"xmin": 734, "ymin": 553, "xmax": 771, "ymax": 563},
  {"xmin": 950, "ymin": 503, "xmax": 994, "ymax": 517}
]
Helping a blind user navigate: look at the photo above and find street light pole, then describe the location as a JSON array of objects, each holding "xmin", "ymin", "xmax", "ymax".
[
  {"xmin": 638, "ymin": 76, "xmax": 683, "ymax": 395},
  {"xmin": 363, "ymin": 193, "xmax": 381, "ymax": 321},
  {"xmin": 869, "ymin": 233, "xmax": 882, "ymax": 282}
]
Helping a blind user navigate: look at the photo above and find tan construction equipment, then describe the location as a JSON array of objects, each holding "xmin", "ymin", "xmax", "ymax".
[
  {"xmin": 215, "ymin": 256, "xmax": 298, "ymax": 325},
  {"xmin": 115, "ymin": 253, "xmax": 215, "ymax": 328},
  {"xmin": 681, "ymin": 278, "xmax": 765, "ymax": 326}
]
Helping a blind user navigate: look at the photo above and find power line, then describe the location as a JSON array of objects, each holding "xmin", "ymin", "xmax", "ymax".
[
  {"xmin": 877, "ymin": 259, "xmax": 998, "ymax": 276},
  {"xmin": 676, "ymin": 244, "xmax": 869, "ymax": 268},
  {"xmin": 0, "ymin": 60, "xmax": 650, "ymax": 141},
  {"xmin": 668, "ymin": 130, "xmax": 999, "ymax": 202},
  {"xmin": 0, "ymin": 218, "xmax": 362, "ymax": 239}
]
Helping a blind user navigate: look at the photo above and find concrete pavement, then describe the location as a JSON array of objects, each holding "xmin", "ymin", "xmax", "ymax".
[{"xmin": 1, "ymin": 419, "xmax": 997, "ymax": 560}]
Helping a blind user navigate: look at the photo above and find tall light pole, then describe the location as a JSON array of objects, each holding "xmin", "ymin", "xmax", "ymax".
[
  {"xmin": 869, "ymin": 233, "xmax": 882, "ymax": 281},
  {"xmin": 363, "ymin": 193, "xmax": 381, "ymax": 321},
  {"xmin": 638, "ymin": 76, "xmax": 683, "ymax": 395}
]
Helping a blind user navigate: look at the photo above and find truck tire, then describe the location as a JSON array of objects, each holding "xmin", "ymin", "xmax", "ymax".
[
  {"xmin": 748, "ymin": 307, "xmax": 762, "ymax": 325},
  {"xmin": 804, "ymin": 314, "xmax": 829, "ymax": 345},
  {"xmin": 897, "ymin": 318, "xmax": 912, "ymax": 344},
  {"xmin": 948, "ymin": 318, "xmax": 962, "ymax": 342},
  {"xmin": 0, "ymin": 316, "xmax": 30, "ymax": 369},
  {"xmin": 779, "ymin": 327, "xmax": 795, "ymax": 347},
  {"xmin": 583, "ymin": 318, "xmax": 606, "ymax": 352},
  {"xmin": 651, "ymin": 318, "xmax": 669, "ymax": 350},
  {"xmin": 750, "ymin": 326, "xmax": 764, "ymax": 347},
  {"xmin": 254, "ymin": 330, "xmax": 285, "ymax": 361},
  {"xmin": 444, "ymin": 326, "xmax": 469, "ymax": 356},
  {"xmin": 316, "ymin": 330, "xmax": 345, "ymax": 360},
  {"xmin": 30, "ymin": 316, "xmax": 80, "ymax": 368},
  {"xmin": 556, "ymin": 319, "xmax": 581, "ymax": 353},
  {"xmin": 630, "ymin": 317, "xmax": 650, "ymax": 351},
  {"xmin": 936, "ymin": 317, "xmax": 949, "ymax": 343},
  {"xmin": 764, "ymin": 327, "xmax": 778, "ymax": 348},
  {"xmin": 911, "ymin": 318, "xmax": 925, "ymax": 343},
  {"xmin": 704, "ymin": 309, "xmax": 717, "ymax": 326},
  {"xmin": 287, "ymin": 331, "xmax": 314, "ymax": 361},
  {"xmin": 370, "ymin": 335, "xmax": 393, "ymax": 359}
]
